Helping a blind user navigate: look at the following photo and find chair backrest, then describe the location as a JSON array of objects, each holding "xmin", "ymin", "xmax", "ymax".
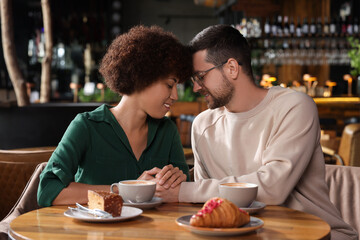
[
  {"xmin": 0, "ymin": 148, "xmax": 54, "ymax": 162},
  {"xmin": 325, "ymin": 164, "xmax": 360, "ymax": 234},
  {"xmin": 178, "ymin": 114, "xmax": 196, "ymax": 148},
  {"xmin": 0, "ymin": 148, "xmax": 54, "ymax": 220},
  {"xmin": 338, "ymin": 123, "xmax": 360, "ymax": 166},
  {"xmin": 0, "ymin": 162, "xmax": 47, "ymax": 239}
]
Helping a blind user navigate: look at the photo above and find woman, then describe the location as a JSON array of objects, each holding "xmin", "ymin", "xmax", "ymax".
[{"xmin": 38, "ymin": 25, "xmax": 193, "ymax": 207}]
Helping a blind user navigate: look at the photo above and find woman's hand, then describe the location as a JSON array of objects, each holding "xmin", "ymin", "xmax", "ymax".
[{"xmin": 155, "ymin": 164, "xmax": 186, "ymax": 189}]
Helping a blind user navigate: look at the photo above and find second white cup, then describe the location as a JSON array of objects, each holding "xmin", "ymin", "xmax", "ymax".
[
  {"xmin": 219, "ymin": 182, "xmax": 258, "ymax": 208},
  {"xmin": 110, "ymin": 180, "xmax": 156, "ymax": 203}
]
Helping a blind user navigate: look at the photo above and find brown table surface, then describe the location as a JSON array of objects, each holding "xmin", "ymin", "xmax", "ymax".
[{"xmin": 9, "ymin": 203, "xmax": 330, "ymax": 240}]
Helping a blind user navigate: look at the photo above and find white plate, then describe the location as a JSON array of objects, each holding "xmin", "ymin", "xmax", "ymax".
[
  {"xmin": 123, "ymin": 197, "xmax": 163, "ymax": 209},
  {"xmin": 64, "ymin": 206, "xmax": 142, "ymax": 222},
  {"xmin": 241, "ymin": 201, "xmax": 266, "ymax": 214},
  {"xmin": 176, "ymin": 215, "xmax": 264, "ymax": 236}
]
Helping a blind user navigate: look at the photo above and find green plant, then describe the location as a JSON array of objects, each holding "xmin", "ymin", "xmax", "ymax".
[
  {"xmin": 177, "ymin": 85, "xmax": 199, "ymax": 102},
  {"xmin": 78, "ymin": 88, "xmax": 121, "ymax": 103},
  {"xmin": 347, "ymin": 37, "xmax": 360, "ymax": 76}
]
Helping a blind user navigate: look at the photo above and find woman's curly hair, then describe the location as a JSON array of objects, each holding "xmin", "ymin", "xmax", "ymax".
[{"xmin": 99, "ymin": 25, "xmax": 193, "ymax": 95}]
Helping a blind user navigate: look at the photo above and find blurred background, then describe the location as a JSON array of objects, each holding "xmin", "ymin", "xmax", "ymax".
[{"xmin": 0, "ymin": 0, "xmax": 359, "ymax": 104}]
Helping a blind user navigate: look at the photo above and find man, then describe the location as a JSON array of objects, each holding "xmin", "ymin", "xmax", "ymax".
[{"xmin": 155, "ymin": 25, "xmax": 357, "ymax": 239}]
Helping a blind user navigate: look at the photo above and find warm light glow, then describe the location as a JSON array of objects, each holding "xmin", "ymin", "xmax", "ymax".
[
  {"xmin": 343, "ymin": 74, "xmax": 352, "ymax": 82},
  {"xmin": 313, "ymin": 97, "xmax": 360, "ymax": 103},
  {"xmin": 325, "ymin": 81, "xmax": 337, "ymax": 87},
  {"xmin": 303, "ymin": 74, "xmax": 311, "ymax": 81},
  {"xmin": 268, "ymin": 77, "xmax": 276, "ymax": 82}
]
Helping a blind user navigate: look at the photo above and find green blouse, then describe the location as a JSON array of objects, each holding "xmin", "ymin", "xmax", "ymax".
[{"xmin": 37, "ymin": 104, "xmax": 189, "ymax": 207}]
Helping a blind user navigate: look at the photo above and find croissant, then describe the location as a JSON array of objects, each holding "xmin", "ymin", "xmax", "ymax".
[{"xmin": 190, "ymin": 197, "xmax": 250, "ymax": 228}]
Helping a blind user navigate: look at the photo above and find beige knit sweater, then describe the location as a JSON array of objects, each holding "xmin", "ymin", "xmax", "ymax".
[{"xmin": 179, "ymin": 86, "xmax": 358, "ymax": 239}]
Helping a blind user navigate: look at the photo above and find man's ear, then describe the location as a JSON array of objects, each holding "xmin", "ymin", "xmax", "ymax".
[{"xmin": 226, "ymin": 58, "xmax": 240, "ymax": 80}]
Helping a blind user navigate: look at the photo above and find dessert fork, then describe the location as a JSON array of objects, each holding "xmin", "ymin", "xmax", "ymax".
[{"xmin": 69, "ymin": 203, "xmax": 113, "ymax": 218}]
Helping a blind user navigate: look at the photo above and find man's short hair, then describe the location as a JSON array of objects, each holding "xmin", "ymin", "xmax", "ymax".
[{"xmin": 189, "ymin": 24, "xmax": 253, "ymax": 80}]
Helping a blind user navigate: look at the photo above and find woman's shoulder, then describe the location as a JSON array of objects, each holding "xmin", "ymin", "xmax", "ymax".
[{"xmin": 80, "ymin": 104, "xmax": 109, "ymax": 120}]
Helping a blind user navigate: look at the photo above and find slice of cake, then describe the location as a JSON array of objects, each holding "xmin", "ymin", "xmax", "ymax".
[{"xmin": 88, "ymin": 190, "xmax": 123, "ymax": 217}]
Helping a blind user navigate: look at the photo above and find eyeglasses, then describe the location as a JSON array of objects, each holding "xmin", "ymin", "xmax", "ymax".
[
  {"xmin": 191, "ymin": 62, "xmax": 226, "ymax": 86},
  {"xmin": 191, "ymin": 61, "xmax": 241, "ymax": 86}
]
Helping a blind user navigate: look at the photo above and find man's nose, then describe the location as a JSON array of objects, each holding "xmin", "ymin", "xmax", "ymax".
[{"xmin": 192, "ymin": 81, "xmax": 202, "ymax": 92}]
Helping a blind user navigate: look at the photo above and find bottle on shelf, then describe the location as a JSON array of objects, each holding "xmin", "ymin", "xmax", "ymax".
[
  {"xmin": 310, "ymin": 17, "xmax": 316, "ymax": 37},
  {"xmin": 296, "ymin": 16, "xmax": 302, "ymax": 37},
  {"xmin": 323, "ymin": 16, "xmax": 330, "ymax": 37},
  {"xmin": 271, "ymin": 16, "xmax": 277, "ymax": 37},
  {"xmin": 335, "ymin": 16, "xmax": 341, "ymax": 36},
  {"xmin": 353, "ymin": 17, "xmax": 359, "ymax": 36},
  {"xmin": 264, "ymin": 17, "xmax": 271, "ymax": 37},
  {"xmin": 289, "ymin": 16, "xmax": 295, "ymax": 37},
  {"xmin": 329, "ymin": 16, "xmax": 336, "ymax": 36},
  {"xmin": 346, "ymin": 16, "xmax": 353, "ymax": 36},
  {"xmin": 316, "ymin": 17, "xmax": 322, "ymax": 37},
  {"xmin": 246, "ymin": 18, "xmax": 253, "ymax": 37},
  {"xmin": 302, "ymin": 17, "xmax": 309, "ymax": 37},
  {"xmin": 277, "ymin": 15, "xmax": 283, "ymax": 37},
  {"xmin": 239, "ymin": 18, "xmax": 247, "ymax": 37},
  {"xmin": 341, "ymin": 17, "xmax": 347, "ymax": 37},
  {"xmin": 283, "ymin": 16, "xmax": 290, "ymax": 37},
  {"xmin": 252, "ymin": 18, "xmax": 262, "ymax": 38}
]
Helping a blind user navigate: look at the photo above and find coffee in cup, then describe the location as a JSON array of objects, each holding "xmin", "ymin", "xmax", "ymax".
[
  {"xmin": 219, "ymin": 182, "xmax": 258, "ymax": 208},
  {"xmin": 110, "ymin": 180, "xmax": 156, "ymax": 203}
]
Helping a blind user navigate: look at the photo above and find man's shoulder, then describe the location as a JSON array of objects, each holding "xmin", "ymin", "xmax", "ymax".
[
  {"xmin": 270, "ymin": 87, "xmax": 315, "ymax": 107},
  {"xmin": 268, "ymin": 87, "xmax": 318, "ymax": 120},
  {"xmin": 193, "ymin": 108, "xmax": 225, "ymax": 131}
]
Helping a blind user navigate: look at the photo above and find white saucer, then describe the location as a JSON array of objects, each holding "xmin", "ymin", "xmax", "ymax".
[
  {"xmin": 64, "ymin": 206, "xmax": 142, "ymax": 222},
  {"xmin": 123, "ymin": 197, "xmax": 163, "ymax": 209},
  {"xmin": 240, "ymin": 201, "xmax": 266, "ymax": 214},
  {"xmin": 176, "ymin": 215, "xmax": 263, "ymax": 236}
]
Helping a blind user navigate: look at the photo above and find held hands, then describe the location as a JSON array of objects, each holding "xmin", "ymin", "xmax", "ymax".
[
  {"xmin": 138, "ymin": 164, "xmax": 186, "ymax": 189},
  {"xmin": 155, "ymin": 183, "xmax": 180, "ymax": 202}
]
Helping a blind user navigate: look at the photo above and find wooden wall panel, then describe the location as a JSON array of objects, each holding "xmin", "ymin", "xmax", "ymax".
[
  {"xmin": 232, "ymin": 0, "xmax": 330, "ymax": 20},
  {"xmin": 232, "ymin": 0, "xmax": 281, "ymax": 17},
  {"xmin": 282, "ymin": 0, "xmax": 330, "ymax": 24}
]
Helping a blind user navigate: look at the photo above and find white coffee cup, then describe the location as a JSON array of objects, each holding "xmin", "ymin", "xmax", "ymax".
[
  {"xmin": 219, "ymin": 182, "xmax": 258, "ymax": 208},
  {"xmin": 110, "ymin": 180, "xmax": 156, "ymax": 203}
]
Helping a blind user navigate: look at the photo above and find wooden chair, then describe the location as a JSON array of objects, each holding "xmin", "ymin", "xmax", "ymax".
[
  {"xmin": 0, "ymin": 162, "xmax": 47, "ymax": 240},
  {"xmin": 325, "ymin": 164, "xmax": 360, "ymax": 235},
  {"xmin": 178, "ymin": 114, "xmax": 196, "ymax": 148},
  {"xmin": 0, "ymin": 148, "xmax": 54, "ymax": 162},
  {"xmin": 0, "ymin": 148, "xmax": 54, "ymax": 220},
  {"xmin": 322, "ymin": 123, "xmax": 360, "ymax": 166}
]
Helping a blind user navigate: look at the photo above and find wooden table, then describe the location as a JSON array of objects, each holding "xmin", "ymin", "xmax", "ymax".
[{"xmin": 9, "ymin": 203, "xmax": 330, "ymax": 239}]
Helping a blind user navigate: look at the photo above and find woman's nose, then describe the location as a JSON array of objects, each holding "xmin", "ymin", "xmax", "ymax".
[{"xmin": 171, "ymin": 86, "xmax": 178, "ymax": 100}]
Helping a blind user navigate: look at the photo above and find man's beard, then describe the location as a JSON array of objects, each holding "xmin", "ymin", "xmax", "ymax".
[{"xmin": 203, "ymin": 74, "xmax": 234, "ymax": 109}]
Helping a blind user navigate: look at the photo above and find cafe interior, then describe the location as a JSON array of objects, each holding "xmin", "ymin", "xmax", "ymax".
[{"xmin": 0, "ymin": 0, "xmax": 360, "ymax": 239}]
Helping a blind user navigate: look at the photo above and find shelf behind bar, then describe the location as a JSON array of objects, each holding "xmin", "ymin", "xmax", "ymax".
[{"xmin": 313, "ymin": 97, "xmax": 360, "ymax": 104}]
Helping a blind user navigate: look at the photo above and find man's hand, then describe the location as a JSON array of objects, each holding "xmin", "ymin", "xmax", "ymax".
[
  {"xmin": 155, "ymin": 164, "xmax": 186, "ymax": 189},
  {"xmin": 137, "ymin": 167, "xmax": 161, "ymax": 181},
  {"xmin": 155, "ymin": 183, "xmax": 181, "ymax": 202}
]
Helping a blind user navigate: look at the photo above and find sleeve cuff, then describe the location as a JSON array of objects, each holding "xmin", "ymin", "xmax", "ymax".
[{"xmin": 179, "ymin": 179, "xmax": 220, "ymax": 203}]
